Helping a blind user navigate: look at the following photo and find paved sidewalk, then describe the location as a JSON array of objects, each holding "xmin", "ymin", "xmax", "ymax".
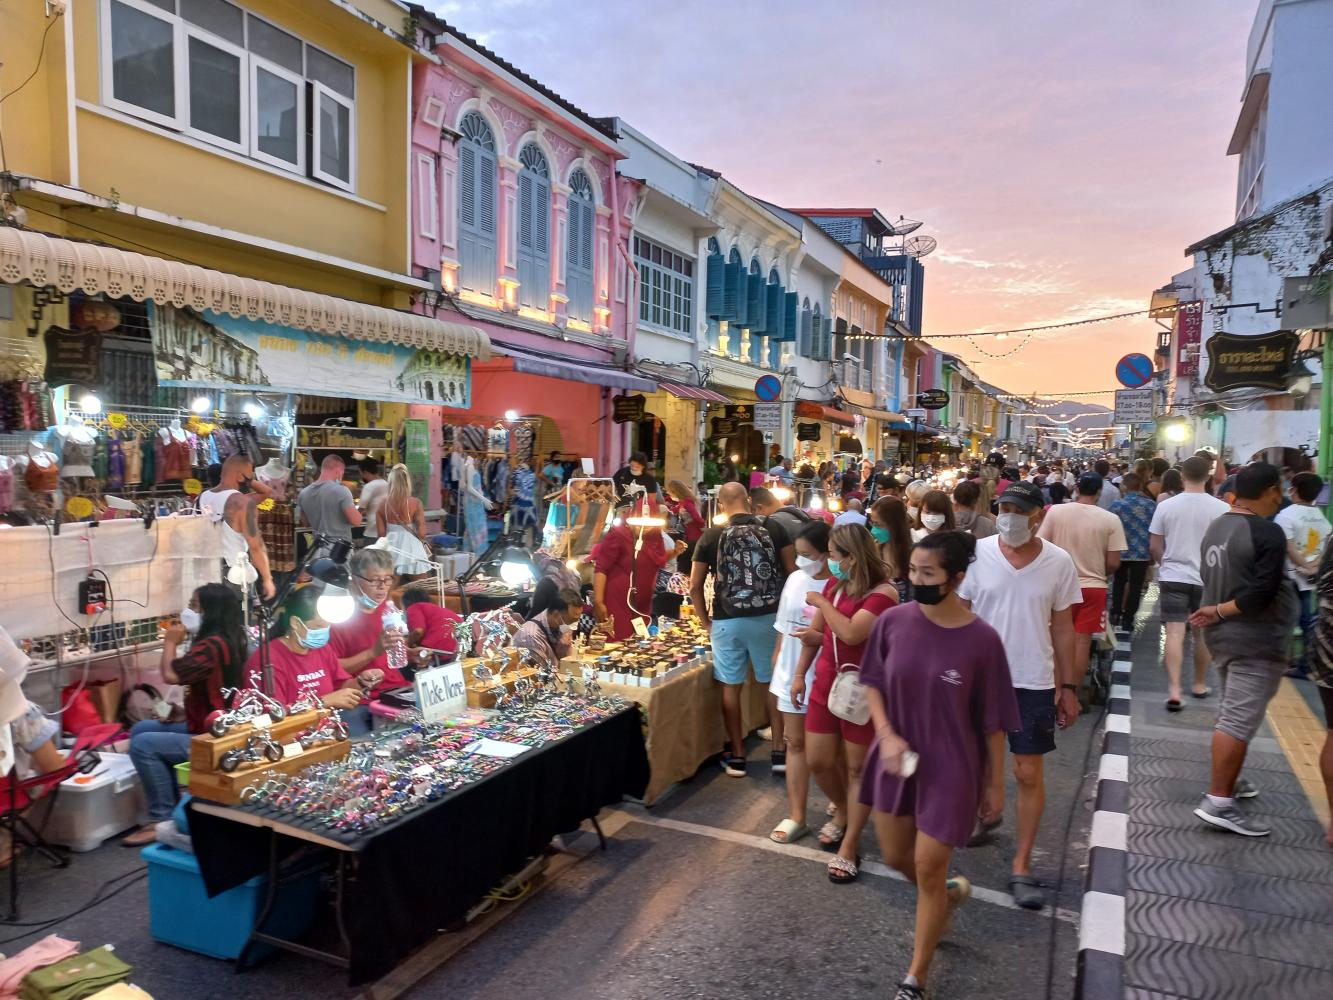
[{"xmin": 1119, "ymin": 599, "xmax": 1333, "ymax": 999}]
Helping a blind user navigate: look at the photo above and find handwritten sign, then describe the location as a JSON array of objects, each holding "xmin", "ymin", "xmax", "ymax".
[
  {"xmin": 414, "ymin": 660, "xmax": 467, "ymax": 723},
  {"xmin": 182, "ymin": 478, "xmax": 203, "ymax": 496},
  {"xmin": 106, "ymin": 412, "xmax": 128, "ymax": 429}
]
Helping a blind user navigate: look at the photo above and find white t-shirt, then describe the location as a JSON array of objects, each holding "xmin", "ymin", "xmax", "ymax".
[
  {"xmin": 1148, "ymin": 491, "xmax": 1230, "ymax": 586},
  {"xmin": 359, "ymin": 478, "xmax": 389, "ymax": 539},
  {"xmin": 769, "ymin": 568, "xmax": 820, "ymax": 708},
  {"xmin": 1274, "ymin": 503, "xmax": 1330, "ymax": 592},
  {"xmin": 957, "ymin": 536, "xmax": 1082, "ymax": 690}
]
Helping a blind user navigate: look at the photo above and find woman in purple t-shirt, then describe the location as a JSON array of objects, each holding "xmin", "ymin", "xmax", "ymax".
[{"xmin": 858, "ymin": 531, "xmax": 1020, "ymax": 1000}]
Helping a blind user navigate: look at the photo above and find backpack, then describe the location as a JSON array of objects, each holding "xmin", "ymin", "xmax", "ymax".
[{"xmin": 715, "ymin": 520, "xmax": 781, "ymax": 615}]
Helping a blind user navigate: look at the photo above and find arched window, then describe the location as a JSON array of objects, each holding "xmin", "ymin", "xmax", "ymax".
[
  {"xmin": 566, "ymin": 167, "xmax": 595, "ymax": 323},
  {"xmin": 707, "ymin": 236, "xmax": 721, "ymax": 254},
  {"xmin": 516, "ymin": 143, "xmax": 551, "ymax": 309},
  {"xmin": 423, "ymin": 381, "xmax": 434, "ymax": 401},
  {"xmin": 457, "ymin": 111, "xmax": 497, "ymax": 294}
]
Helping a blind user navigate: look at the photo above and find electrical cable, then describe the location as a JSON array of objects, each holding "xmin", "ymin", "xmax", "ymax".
[
  {"xmin": 0, "ymin": 12, "xmax": 62, "ymax": 173},
  {"xmin": 0, "ymin": 867, "xmax": 147, "ymax": 945}
]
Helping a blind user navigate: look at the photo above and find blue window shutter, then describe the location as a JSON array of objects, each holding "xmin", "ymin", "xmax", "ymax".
[
  {"xmin": 821, "ymin": 316, "xmax": 833, "ymax": 360},
  {"xmin": 768, "ymin": 338, "xmax": 782, "ymax": 368},
  {"xmin": 765, "ymin": 282, "xmax": 784, "ymax": 339},
  {"xmin": 734, "ymin": 267, "xmax": 749, "ymax": 327},
  {"xmin": 747, "ymin": 273, "xmax": 768, "ymax": 334},
  {"xmin": 723, "ymin": 261, "xmax": 743, "ymax": 321},
  {"xmin": 705, "ymin": 252, "xmax": 725, "ymax": 319},
  {"xmin": 476, "ymin": 146, "xmax": 497, "ymax": 293},
  {"xmin": 781, "ymin": 292, "xmax": 799, "ymax": 342},
  {"xmin": 800, "ymin": 309, "xmax": 813, "ymax": 356}
]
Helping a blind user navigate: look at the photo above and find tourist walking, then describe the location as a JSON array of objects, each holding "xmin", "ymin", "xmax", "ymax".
[
  {"xmin": 951, "ymin": 480, "xmax": 996, "ymax": 538},
  {"xmin": 1305, "ymin": 539, "xmax": 1333, "ymax": 846},
  {"xmin": 1149, "ymin": 455, "xmax": 1230, "ymax": 708},
  {"xmin": 1274, "ymin": 472, "xmax": 1329, "ymax": 677},
  {"xmin": 956, "ymin": 480, "xmax": 1080, "ymax": 910},
  {"xmin": 690, "ymin": 482, "xmax": 794, "ymax": 777},
  {"xmin": 794, "ymin": 523, "xmax": 897, "ymax": 883},
  {"xmin": 768, "ymin": 520, "xmax": 832, "ymax": 845},
  {"xmin": 1190, "ymin": 463, "xmax": 1298, "ymax": 836},
  {"xmin": 376, "ymin": 464, "xmax": 432, "ymax": 578},
  {"xmin": 1108, "ymin": 472, "xmax": 1155, "ymax": 630},
  {"xmin": 298, "ymin": 454, "xmax": 363, "ymax": 561},
  {"xmin": 860, "ymin": 531, "xmax": 1020, "ymax": 1000}
]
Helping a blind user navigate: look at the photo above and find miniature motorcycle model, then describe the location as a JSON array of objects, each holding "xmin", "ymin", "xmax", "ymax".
[
  {"xmin": 297, "ymin": 715, "xmax": 349, "ymax": 751},
  {"xmin": 209, "ymin": 684, "xmax": 288, "ymax": 737},
  {"xmin": 219, "ymin": 732, "xmax": 285, "ymax": 773},
  {"xmin": 287, "ymin": 692, "xmax": 322, "ymax": 717}
]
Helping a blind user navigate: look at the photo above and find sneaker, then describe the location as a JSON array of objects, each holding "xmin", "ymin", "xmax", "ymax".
[
  {"xmin": 894, "ymin": 983, "xmax": 925, "ymax": 1000},
  {"xmin": 1194, "ymin": 796, "xmax": 1270, "ymax": 836},
  {"xmin": 771, "ymin": 749, "xmax": 786, "ymax": 774},
  {"xmin": 721, "ymin": 754, "xmax": 747, "ymax": 777},
  {"xmin": 757, "ymin": 726, "xmax": 773, "ymax": 742},
  {"xmin": 1233, "ymin": 778, "xmax": 1259, "ymax": 799}
]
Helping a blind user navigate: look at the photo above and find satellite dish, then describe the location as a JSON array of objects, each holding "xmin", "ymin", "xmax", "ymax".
[
  {"xmin": 891, "ymin": 215, "xmax": 922, "ymax": 236},
  {"xmin": 904, "ymin": 235, "xmax": 937, "ymax": 258}
]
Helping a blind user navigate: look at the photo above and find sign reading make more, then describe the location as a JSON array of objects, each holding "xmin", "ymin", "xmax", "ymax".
[{"xmin": 414, "ymin": 660, "xmax": 468, "ymax": 723}]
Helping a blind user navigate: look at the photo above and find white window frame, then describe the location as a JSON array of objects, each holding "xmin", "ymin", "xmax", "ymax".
[
  {"xmin": 416, "ymin": 153, "xmax": 438, "ymax": 241},
  {"xmin": 310, "ymin": 80, "xmax": 355, "ymax": 191},
  {"xmin": 248, "ymin": 54, "xmax": 305, "ymax": 173},
  {"xmin": 100, "ymin": 0, "xmax": 187, "ymax": 131},
  {"xmin": 182, "ymin": 24, "xmax": 248, "ymax": 154}
]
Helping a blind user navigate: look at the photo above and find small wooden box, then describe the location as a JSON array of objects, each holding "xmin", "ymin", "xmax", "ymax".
[
  {"xmin": 188, "ymin": 708, "xmax": 325, "ymax": 773},
  {"xmin": 466, "ymin": 666, "xmax": 539, "ymax": 707},
  {"xmin": 187, "ymin": 739, "xmax": 349, "ymax": 804}
]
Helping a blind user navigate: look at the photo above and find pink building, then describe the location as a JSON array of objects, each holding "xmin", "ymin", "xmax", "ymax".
[{"xmin": 405, "ymin": 10, "xmax": 650, "ymax": 481}]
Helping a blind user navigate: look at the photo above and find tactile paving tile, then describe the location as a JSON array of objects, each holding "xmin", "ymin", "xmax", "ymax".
[
  {"xmin": 1126, "ymin": 855, "xmax": 1333, "ymax": 922},
  {"xmin": 1127, "ymin": 825, "xmax": 1333, "ymax": 883},
  {"xmin": 1124, "ymin": 933, "xmax": 1333, "ymax": 999},
  {"xmin": 1126, "ymin": 891, "xmax": 1333, "ymax": 970},
  {"xmin": 1129, "ymin": 738, "xmax": 1292, "ymax": 772},
  {"xmin": 1128, "ymin": 799, "xmax": 1328, "ymax": 848},
  {"xmin": 1127, "ymin": 775, "xmax": 1317, "ymax": 818},
  {"xmin": 1124, "ymin": 990, "xmax": 1189, "ymax": 1000},
  {"xmin": 1129, "ymin": 754, "xmax": 1305, "ymax": 793}
]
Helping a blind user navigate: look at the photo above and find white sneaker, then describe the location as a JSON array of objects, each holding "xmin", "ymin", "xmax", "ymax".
[{"xmin": 1194, "ymin": 796, "xmax": 1270, "ymax": 836}]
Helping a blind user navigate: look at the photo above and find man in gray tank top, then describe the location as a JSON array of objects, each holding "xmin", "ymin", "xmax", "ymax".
[{"xmin": 199, "ymin": 455, "xmax": 276, "ymax": 601}]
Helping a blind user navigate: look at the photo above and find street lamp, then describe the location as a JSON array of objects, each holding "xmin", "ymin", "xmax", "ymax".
[{"xmin": 1165, "ymin": 422, "xmax": 1189, "ymax": 443}]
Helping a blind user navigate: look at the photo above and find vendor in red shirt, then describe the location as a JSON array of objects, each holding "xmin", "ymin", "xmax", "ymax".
[
  {"xmin": 329, "ymin": 549, "xmax": 409, "ymax": 725},
  {"xmin": 592, "ymin": 497, "xmax": 684, "ymax": 640},
  {"xmin": 246, "ymin": 586, "xmax": 380, "ymax": 729},
  {"xmin": 401, "ymin": 584, "xmax": 462, "ymax": 658}
]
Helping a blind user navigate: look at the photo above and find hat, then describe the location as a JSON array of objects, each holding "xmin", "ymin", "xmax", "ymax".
[
  {"xmin": 997, "ymin": 480, "xmax": 1045, "ymax": 512},
  {"xmin": 1077, "ymin": 471, "xmax": 1104, "ymax": 494}
]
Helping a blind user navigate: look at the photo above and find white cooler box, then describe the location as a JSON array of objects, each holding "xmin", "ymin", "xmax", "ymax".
[{"xmin": 44, "ymin": 751, "xmax": 147, "ymax": 852}]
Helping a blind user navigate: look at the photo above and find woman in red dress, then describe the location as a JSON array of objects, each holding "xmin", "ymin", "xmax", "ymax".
[{"xmin": 592, "ymin": 512, "xmax": 683, "ymax": 640}]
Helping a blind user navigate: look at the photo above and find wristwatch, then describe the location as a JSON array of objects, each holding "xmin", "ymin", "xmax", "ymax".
[{"xmin": 1060, "ymin": 683, "xmax": 1079, "ymax": 692}]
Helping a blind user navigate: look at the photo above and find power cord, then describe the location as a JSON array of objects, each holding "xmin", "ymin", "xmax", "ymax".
[
  {"xmin": 0, "ymin": 11, "xmax": 62, "ymax": 173},
  {"xmin": 0, "ymin": 866, "xmax": 147, "ymax": 944}
]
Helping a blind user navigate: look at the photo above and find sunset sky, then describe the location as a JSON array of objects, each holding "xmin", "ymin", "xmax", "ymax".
[{"xmin": 436, "ymin": 0, "xmax": 1257, "ymax": 399}]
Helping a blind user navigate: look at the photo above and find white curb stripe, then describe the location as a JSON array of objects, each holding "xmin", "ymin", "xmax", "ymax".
[
  {"xmin": 1090, "ymin": 810, "xmax": 1128, "ymax": 851},
  {"xmin": 1079, "ymin": 891, "xmax": 1126, "ymax": 955},
  {"xmin": 1098, "ymin": 753, "xmax": 1128, "ymax": 783}
]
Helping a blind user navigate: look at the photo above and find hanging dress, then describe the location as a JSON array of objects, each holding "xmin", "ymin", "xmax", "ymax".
[{"xmin": 463, "ymin": 466, "xmax": 489, "ymax": 555}]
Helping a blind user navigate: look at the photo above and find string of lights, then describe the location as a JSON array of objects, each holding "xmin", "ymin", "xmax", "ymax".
[
  {"xmin": 964, "ymin": 332, "xmax": 1033, "ymax": 358},
  {"xmin": 838, "ymin": 307, "xmax": 1160, "ymax": 341}
]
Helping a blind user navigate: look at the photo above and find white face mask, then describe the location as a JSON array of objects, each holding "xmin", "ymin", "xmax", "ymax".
[
  {"xmin": 795, "ymin": 554, "xmax": 825, "ymax": 575},
  {"xmin": 180, "ymin": 607, "xmax": 202, "ymax": 633},
  {"xmin": 921, "ymin": 513, "xmax": 946, "ymax": 530},
  {"xmin": 996, "ymin": 512, "xmax": 1033, "ymax": 546},
  {"xmin": 906, "ymin": 505, "xmax": 920, "ymax": 520}
]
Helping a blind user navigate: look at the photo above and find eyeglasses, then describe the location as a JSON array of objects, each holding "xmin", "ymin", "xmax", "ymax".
[{"xmin": 355, "ymin": 574, "xmax": 395, "ymax": 589}]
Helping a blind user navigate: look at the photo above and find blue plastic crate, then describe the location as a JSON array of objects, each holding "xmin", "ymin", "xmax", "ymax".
[{"xmin": 142, "ymin": 843, "xmax": 323, "ymax": 961}]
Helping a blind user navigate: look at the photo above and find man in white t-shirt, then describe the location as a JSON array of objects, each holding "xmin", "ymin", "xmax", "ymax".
[
  {"xmin": 957, "ymin": 479, "xmax": 1081, "ymax": 911},
  {"xmin": 357, "ymin": 458, "xmax": 389, "ymax": 542},
  {"xmin": 1149, "ymin": 455, "xmax": 1230, "ymax": 706},
  {"xmin": 1274, "ymin": 472, "xmax": 1329, "ymax": 677}
]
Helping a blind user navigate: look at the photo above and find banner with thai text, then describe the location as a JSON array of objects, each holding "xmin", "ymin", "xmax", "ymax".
[{"xmin": 150, "ymin": 303, "xmax": 470, "ymax": 407}]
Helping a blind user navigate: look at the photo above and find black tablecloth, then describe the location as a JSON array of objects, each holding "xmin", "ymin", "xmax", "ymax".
[{"xmin": 188, "ymin": 706, "xmax": 648, "ymax": 983}]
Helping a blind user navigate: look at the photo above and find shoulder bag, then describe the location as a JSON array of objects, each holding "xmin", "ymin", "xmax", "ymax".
[{"xmin": 825, "ymin": 591, "xmax": 870, "ymax": 725}]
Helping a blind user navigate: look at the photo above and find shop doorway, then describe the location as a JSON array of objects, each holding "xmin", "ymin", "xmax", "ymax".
[{"xmin": 632, "ymin": 417, "xmax": 666, "ymax": 475}]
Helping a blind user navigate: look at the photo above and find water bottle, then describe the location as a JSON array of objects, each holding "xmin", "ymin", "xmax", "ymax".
[{"xmin": 382, "ymin": 600, "xmax": 408, "ymax": 673}]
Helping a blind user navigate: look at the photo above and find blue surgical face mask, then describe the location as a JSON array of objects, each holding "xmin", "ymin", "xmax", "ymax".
[
  {"xmin": 827, "ymin": 559, "xmax": 845, "ymax": 580},
  {"xmin": 297, "ymin": 623, "xmax": 330, "ymax": 649},
  {"xmin": 355, "ymin": 587, "xmax": 381, "ymax": 610},
  {"xmin": 870, "ymin": 525, "xmax": 892, "ymax": 544}
]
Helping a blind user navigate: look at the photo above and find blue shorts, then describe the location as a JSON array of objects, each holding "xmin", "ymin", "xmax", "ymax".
[
  {"xmin": 1008, "ymin": 687, "xmax": 1057, "ymax": 756},
  {"xmin": 711, "ymin": 614, "xmax": 778, "ymax": 686}
]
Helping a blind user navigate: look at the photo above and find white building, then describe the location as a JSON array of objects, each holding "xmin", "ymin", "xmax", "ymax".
[{"xmin": 1230, "ymin": 0, "xmax": 1333, "ymax": 221}]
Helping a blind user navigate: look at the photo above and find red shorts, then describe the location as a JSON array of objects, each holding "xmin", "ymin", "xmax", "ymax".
[
  {"xmin": 804, "ymin": 659, "xmax": 875, "ymax": 745},
  {"xmin": 1071, "ymin": 588, "xmax": 1108, "ymax": 635}
]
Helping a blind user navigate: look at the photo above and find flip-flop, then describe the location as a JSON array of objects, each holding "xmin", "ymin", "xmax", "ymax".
[
  {"xmin": 828, "ymin": 855, "xmax": 861, "ymax": 883},
  {"xmin": 1190, "ymin": 689, "xmax": 1211, "ymax": 698},
  {"xmin": 769, "ymin": 819, "xmax": 809, "ymax": 845},
  {"xmin": 1009, "ymin": 874, "xmax": 1045, "ymax": 910},
  {"xmin": 943, "ymin": 875, "xmax": 972, "ymax": 932},
  {"xmin": 1166, "ymin": 699, "xmax": 1183, "ymax": 713},
  {"xmin": 816, "ymin": 820, "xmax": 846, "ymax": 850},
  {"xmin": 967, "ymin": 816, "xmax": 1002, "ymax": 847}
]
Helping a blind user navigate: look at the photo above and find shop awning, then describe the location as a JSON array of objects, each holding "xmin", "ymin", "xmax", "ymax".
[
  {"xmin": 853, "ymin": 407, "xmax": 908, "ymax": 424},
  {"xmin": 795, "ymin": 401, "xmax": 855, "ymax": 427},
  {"xmin": 658, "ymin": 379, "xmax": 730, "ymax": 404},
  {"xmin": 489, "ymin": 341, "xmax": 656, "ymax": 392},
  {"xmin": 0, "ymin": 227, "xmax": 490, "ymax": 359}
]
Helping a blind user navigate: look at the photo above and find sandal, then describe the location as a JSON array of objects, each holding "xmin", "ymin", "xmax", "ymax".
[
  {"xmin": 1009, "ymin": 874, "xmax": 1045, "ymax": 910},
  {"xmin": 943, "ymin": 875, "xmax": 971, "ymax": 932},
  {"xmin": 1165, "ymin": 699, "xmax": 1183, "ymax": 713},
  {"xmin": 828, "ymin": 854, "xmax": 861, "ymax": 883},
  {"xmin": 769, "ymin": 819, "xmax": 809, "ymax": 845},
  {"xmin": 1191, "ymin": 688, "xmax": 1211, "ymax": 698},
  {"xmin": 121, "ymin": 824, "xmax": 159, "ymax": 847},
  {"xmin": 816, "ymin": 820, "xmax": 846, "ymax": 849}
]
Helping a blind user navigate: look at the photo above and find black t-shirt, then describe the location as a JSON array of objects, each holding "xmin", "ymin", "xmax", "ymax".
[
  {"xmin": 692, "ymin": 514, "xmax": 791, "ymax": 619},
  {"xmin": 613, "ymin": 467, "xmax": 659, "ymax": 498}
]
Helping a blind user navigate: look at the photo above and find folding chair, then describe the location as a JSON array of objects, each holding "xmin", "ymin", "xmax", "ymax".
[{"xmin": 1, "ymin": 722, "xmax": 123, "ymax": 921}]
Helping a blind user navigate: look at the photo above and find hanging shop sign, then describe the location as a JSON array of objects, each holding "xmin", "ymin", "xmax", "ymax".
[
  {"xmin": 612, "ymin": 394, "xmax": 647, "ymax": 423},
  {"xmin": 796, "ymin": 422, "xmax": 821, "ymax": 442},
  {"xmin": 1282, "ymin": 275, "xmax": 1333, "ymax": 330},
  {"xmin": 149, "ymin": 304, "xmax": 471, "ymax": 407},
  {"xmin": 711, "ymin": 417, "xmax": 739, "ymax": 437},
  {"xmin": 403, "ymin": 419, "xmax": 430, "ymax": 505},
  {"xmin": 42, "ymin": 326, "xmax": 102, "ymax": 388},
  {"xmin": 725, "ymin": 404, "xmax": 754, "ymax": 424},
  {"xmin": 917, "ymin": 388, "xmax": 949, "ymax": 410},
  {"xmin": 1203, "ymin": 331, "xmax": 1298, "ymax": 392},
  {"xmin": 1175, "ymin": 302, "xmax": 1202, "ymax": 378},
  {"xmin": 1113, "ymin": 389, "xmax": 1155, "ymax": 424},
  {"xmin": 752, "ymin": 403, "xmax": 782, "ymax": 432},
  {"xmin": 297, "ymin": 426, "xmax": 394, "ymax": 450}
]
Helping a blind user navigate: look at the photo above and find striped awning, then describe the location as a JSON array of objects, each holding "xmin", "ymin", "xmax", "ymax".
[
  {"xmin": 659, "ymin": 379, "xmax": 730, "ymax": 404},
  {"xmin": 795, "ymin": 401, "xmax": 856, "ymax": 427},
  {"xmin": 0, "ymin": 227, "xmax": 490, "ymax": 359}
]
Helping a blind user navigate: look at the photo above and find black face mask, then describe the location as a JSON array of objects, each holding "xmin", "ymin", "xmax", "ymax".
[{"xmin": 914, "ymin": 582, "xmax": 950, "ymax": 606}]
